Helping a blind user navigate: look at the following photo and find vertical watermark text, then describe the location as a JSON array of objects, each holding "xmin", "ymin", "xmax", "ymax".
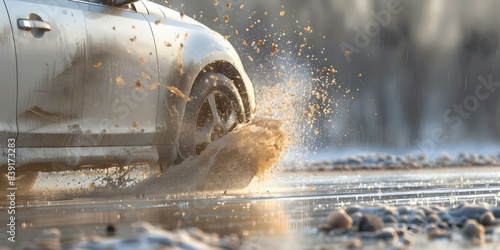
[{"xmin": 6, "ymin": 138, "xmax": 17, "ymax": 243}]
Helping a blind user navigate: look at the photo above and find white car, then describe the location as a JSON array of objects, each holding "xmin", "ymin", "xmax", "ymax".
[{"xmin": 0, "ymin": 0, "xmax": 255, "ymax": 190}]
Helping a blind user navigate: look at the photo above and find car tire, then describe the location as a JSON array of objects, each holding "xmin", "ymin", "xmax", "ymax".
[
  {"xmin": 178, "ymin": 72, "xmax": 245, "ymax": 159},
  {"xmin": 0, "ymin": 170, "xmax": 38, "ymax": 193}
]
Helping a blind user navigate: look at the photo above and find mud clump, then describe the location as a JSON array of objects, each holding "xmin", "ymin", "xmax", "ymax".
[{"xmin": 135, "ymin": 119, "xmax": 288, "ymax": 193}]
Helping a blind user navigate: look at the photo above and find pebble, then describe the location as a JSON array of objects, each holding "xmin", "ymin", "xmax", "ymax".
[
  {"xmin": 382, "ymin": 215, "xmax": 399, "ymax": 224},
  {"xmin": 358, "ymin": 214, "xmax": 384, "ymax": 232},
  {"xmin": 427, "ymin": 213, "xmax": 441, "ymax": 223},
  {"xmin": 437, "ymin": 221, "xmax": 450, "ymax": 230},
  {"xmin": 419, "ymin": 206, "xmax": 435, "ymax": 216},
  {"xmin": 350, "ymin": 212, "xmax": 363, "ymax": 228},
  {"xmin": 400, "ymin": 232, "xmax": 414, "ymax": 246},
  {"xmin": 408, "ymin": 214, "xmax": 425, "ymax": 226},
  {"xmin": 345, "ymin": 237, "xmax": 362, "ymax": 249},
  {"xmin": 327, "ymin": 209, "xmax": 353, "ymax": 230},
  {"xmin": 398, "ymin": 206, "xmax": 411, "ymax": 215},
  {"xmin": 479, "ymin": 211, "xmax": 499, "ymax": 227},
  {"xmin": 426, "ymin": 224, "xmax": 452, "ymax": 240},
  {"xmin": 492, "ymin": 207, "xmax": 500, "ymax": 217},
  {"xmin": 428, "ymin": 229, "xmax": 452, "ymax": 240},
  {"xmin": 444, "ymin": 203, "xmax": 489, "ymax": 225},
  {"xmin": 399, "ymin": 215, "xmax": 408, "ymax": 223},
  {"xmin": 319, "ymin": 202, "xmax": 500, "ymax": 247},
  {"xmin": 407, "ymin": 224, "xmax": 422, "ymax": 234},
  {"xmin": 305, "ymin": 152, "xmax": 500, "ymax": 171},
  {"xmin": 462, "ymin": 219, "xmax": 485, "ymax": 243},
  {"xmin": 425, "ymin": 223, "xmax": 439, "ymax": 234}
]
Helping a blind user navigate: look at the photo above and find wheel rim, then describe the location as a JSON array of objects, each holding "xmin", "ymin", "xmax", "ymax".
[{"xmin": 194, "ymin": 91, "xmax": 239, "ymax": 154}]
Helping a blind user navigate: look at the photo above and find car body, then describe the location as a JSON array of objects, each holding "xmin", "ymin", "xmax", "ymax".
[{"xmin": 0, "ymin": 0, "xmax": 255, "ymax": 189}]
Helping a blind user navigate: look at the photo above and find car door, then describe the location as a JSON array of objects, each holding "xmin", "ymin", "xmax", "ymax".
[
  {"xmin": 138, "ymin": 0, "xmax": 186, "ymax": 147},
  {"xmin": 76, "ymin": 0, "xmax": 159, "ymax": 146},
  {"xmin": 0, "ymin": 1, "xmax": 17, "ymax": 147},
  {"xmin": 4, "ymin": 0, "xmax": 86, "ymax": 147}
]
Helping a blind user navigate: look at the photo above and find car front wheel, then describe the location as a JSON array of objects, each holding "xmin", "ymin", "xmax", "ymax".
[{"xmin": 178, "ymin": 72, "xmax": 245, "ymax": 159}]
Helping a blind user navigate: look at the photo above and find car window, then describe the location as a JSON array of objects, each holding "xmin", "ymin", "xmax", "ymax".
[
  {"xmin": 78, "ymin": 0, "xmax": 107, "ymax": 4},
  {"xmin": 77, "ymin": 0, "xmax": 135, "ymax": 11}
]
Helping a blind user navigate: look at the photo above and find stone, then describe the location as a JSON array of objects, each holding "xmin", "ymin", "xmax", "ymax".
[
  {"xmin": 345, "ymin": 237, "xmax": 362, "ymax": 249},
  {"xmin": 427, "ymin": 213, "xmax": 440, "ymax": 223},
  {"xmin": 408, "ymin": 214, "xmax": 425, "ymax": 226},
  {"xmin": 462, "ymin": 219, "xmax": 485, "ymax": 244},
  {"xmin": 327, "ymin": 209, "xmax": 353, "ymax": 230},
  {"xmin": 479, "ymin": 211, "xmax": 495, "ymax": 226},
  {"xmin": 382, "ymin": 215, "xmax": 398, "ymax": 224},
  {"xmin": 358, "ymin": 214, "xmax": 384, "ymax": 232}
]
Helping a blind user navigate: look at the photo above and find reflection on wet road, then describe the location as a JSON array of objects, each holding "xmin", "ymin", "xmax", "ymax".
[{"xmin": 1, "ymin": 167, "xmax": 500, "ymax": 247}]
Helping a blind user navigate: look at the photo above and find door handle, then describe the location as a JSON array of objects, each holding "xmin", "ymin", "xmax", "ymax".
[{"xmin": 17, "ymin": 19, "xmax": 51, "ymax": 31}]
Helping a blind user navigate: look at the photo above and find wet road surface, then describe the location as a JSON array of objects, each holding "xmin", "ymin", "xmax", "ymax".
[{"xmin": 1, "ymin": 167, "xmax": 500, "ymax": 248}]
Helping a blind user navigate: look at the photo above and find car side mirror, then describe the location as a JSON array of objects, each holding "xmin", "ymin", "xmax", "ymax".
[{"xmin": 110, "ymin": 0, "xmax": 138, "ymax": 7}]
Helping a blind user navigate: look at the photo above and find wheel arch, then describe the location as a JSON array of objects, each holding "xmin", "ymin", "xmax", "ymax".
[{"xmin": 154, "ymin": 40, "xmax": 256, "ymax": 166}]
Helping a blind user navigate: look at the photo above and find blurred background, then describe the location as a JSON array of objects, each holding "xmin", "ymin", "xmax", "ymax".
[{"xmin": 158, "ymin": 0, "xmax": 500, "ymax": 160}]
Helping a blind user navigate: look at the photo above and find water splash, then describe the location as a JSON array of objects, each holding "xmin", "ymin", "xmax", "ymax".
[{"xmin": 134, "ymin": 119, "xmax": 288, "ymax": 193}]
